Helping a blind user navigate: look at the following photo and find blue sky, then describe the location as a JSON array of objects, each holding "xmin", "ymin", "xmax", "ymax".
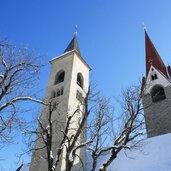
[{"xmin": 1, "ymin": 0, "xmax": 171, "ymax": 170}]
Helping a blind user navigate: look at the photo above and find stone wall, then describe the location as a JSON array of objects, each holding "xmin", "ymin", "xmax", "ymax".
[{"xmin": 142, "ymin": 85, "xmax": 171, "ymax": 138}]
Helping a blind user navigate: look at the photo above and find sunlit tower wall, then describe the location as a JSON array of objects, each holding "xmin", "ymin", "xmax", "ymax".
[{"xmin": 30, "ymin": 34, "xmax": 90, "ymax": 171}]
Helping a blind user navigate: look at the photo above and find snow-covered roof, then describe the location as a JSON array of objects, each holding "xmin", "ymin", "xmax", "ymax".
[{"xmin": 96, "ymin": 133, "xmax": 171, "ymax": 171}]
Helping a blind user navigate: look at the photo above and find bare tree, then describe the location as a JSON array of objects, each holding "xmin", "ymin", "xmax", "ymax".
[
  {"xmin": 24, "ymin": 83, "xmax": 144, "ymax": 171},
  {"xmin": 25, "ymin": 88, "xmax": 97, "ymax": 171},
  {"xmin": 0, "ymin": 38, "xmax": 45, "ymax": 146},
  {"xmin": 88, "ymin": 85, "xmax": 145, "ymax": 171},
  {"xmin": 88, "ymin": 96, "xmax": 114, "ymax": 171},
  {"xmin": 16, "ymin": 162, "xmax": 23, "ymax": 171}
]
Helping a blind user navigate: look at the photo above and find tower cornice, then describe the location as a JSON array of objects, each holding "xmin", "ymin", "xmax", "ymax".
[{"xmin": 50, "ymin": 50, "xmax": 91, "ymax": 71}]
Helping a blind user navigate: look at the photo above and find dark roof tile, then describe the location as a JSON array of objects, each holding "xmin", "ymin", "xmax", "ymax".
[{"xmin": 64, "ymin": 34, "xmax": 81, "ymax": 54}]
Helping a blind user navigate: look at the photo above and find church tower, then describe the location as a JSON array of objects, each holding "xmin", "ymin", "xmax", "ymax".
[
  {"xmin": 142, "ymin": 30, "xmax": 171, "ymax": 138},
  {"xmin": 30, "ymin": 33, "xmax": 91, "ymax": 171}
]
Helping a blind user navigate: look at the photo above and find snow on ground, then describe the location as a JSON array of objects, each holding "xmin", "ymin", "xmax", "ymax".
[
  {"xmin": 21, "ymin": 133, "xmax": 171, "ymax": 171},
  {"xmin": 106, "ymin": 133, "xmax": 171, "ymax": 171}
]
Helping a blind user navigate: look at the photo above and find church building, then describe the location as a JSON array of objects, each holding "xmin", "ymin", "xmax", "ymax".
[
  {"xmin": 142, "ymin": 30, "xmax": 171, "ymax": 138},
  {"xmin": 106, "ymin": 31, "xmax": 171, "ymax": 171},
  {"xmin": 30, "ymin": 30, "xmax": 171, "ymax": 171}
]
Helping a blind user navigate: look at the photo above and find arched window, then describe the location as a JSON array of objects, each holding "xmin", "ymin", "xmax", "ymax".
[
  {"xmin": 51, "ymin": 87, "xmax": 64, "ymax": 98},
  {"xmin": 77, "ymin": 73, "xmax": 84, "ymax": 89},
  {"xmin": 154, "ymin": 74, "xmax": 158, "ymax": 79},
  {"xmin": 151, "ymin": 73, "xmax": 158, "ymax": 81},
  {"xmin": 55, "ymin": 71, "xmax": 65, "ymax": 84},
  {"xmin": 151, "ymin": 85, "xmax": 166, "ymax": 102},
  {"xmin": 76, "ymin": 90, "xmax": 84, "ymax": 103},
  {"xmin": 56, "ymin": 89, "xmax": 61, "ymax": 97},
  {"xmin": 60, "ymin": 87, "xmax": 64, "ymax": 95}
]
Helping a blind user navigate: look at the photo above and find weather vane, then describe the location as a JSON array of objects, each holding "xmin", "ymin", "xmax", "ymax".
[
  {"xmin": 142, "ymin": 22, "xmax": 147, "ymax": 31},
  {"xmin": 74, "ymin": 25, "xmax": 78, "ymax": 36}
]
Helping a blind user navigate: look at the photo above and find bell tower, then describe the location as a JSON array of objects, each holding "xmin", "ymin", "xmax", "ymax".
[
  {"xmin": 142, "ymin": 30, "xmax": 171, "ymax": 138},
  {"xmin": 30, "ymin": 33, "xmax": 91, "ymax": 171}
]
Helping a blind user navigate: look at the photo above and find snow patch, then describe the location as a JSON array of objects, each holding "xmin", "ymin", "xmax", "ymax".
[{"xmin": 106, "ymin": 133, "xmax": 171, "ymax": 171}]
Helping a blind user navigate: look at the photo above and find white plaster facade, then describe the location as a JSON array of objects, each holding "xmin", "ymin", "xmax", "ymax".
[
  {"xmin": 30, "ymin": 49, "xmax": 90, "ymax": 171},
  {"xmin": 143, "ymin": 65, "xmax": 171, "ymax": 94}
]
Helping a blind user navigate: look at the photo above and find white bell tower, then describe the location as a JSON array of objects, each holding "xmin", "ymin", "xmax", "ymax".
[{"xmin": 30, "ymin": 33, "xmax": 91, "ymax": 171}]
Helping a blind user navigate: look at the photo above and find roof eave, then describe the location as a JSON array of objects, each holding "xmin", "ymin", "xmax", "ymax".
[{"xmin": 50, "ymin": 50, "xmax": 91, "ymax": 71}]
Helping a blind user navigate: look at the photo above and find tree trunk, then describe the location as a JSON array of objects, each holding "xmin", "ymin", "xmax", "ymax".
[
  {"xmin": 66, "ymin": 153, "xmax": 73, "ymax": 171},
  {"xmin": 91, "ymin": 157, "xmax": 97, "ymax": 171}
]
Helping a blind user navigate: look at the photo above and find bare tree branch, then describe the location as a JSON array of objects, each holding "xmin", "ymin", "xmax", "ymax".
[{"xmin": 0, "ymin": 37, "xmax": 45, "ymax": 146}]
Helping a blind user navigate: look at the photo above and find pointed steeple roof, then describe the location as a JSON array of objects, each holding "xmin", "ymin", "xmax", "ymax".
[
  {"xmin": 64, "ymin": 33, "xmax": 81, "ymax": 54},
  {"xmin": 145, "ymin": 30, "xmax": 168, "ymax": 78}
]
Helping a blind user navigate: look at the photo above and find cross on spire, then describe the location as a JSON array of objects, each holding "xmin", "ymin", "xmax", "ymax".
[
  {"xmin": 64, "ymin": 29, "xmax": 81, "ymax": 54},
  {"xmin": 142, "ymin": 22, "xmax": 147, "ymax": 31},
  {"xmin": 74, "ymin": 25, "xmax": 78, "ymax": 36}
]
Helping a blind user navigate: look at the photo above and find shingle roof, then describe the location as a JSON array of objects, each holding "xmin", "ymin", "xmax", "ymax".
[
  {"xmin": 145, "ymin": 30, "xmax": 168, "ymax": 78},
  {"xmin": 64, "ymin": 33, "xmax": 81, "ymax": 54}
]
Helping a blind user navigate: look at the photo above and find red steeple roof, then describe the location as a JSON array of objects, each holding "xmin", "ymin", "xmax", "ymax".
[{"xmin": 145, "ymin": 30, "xmax": 168, "ymax": 78}]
